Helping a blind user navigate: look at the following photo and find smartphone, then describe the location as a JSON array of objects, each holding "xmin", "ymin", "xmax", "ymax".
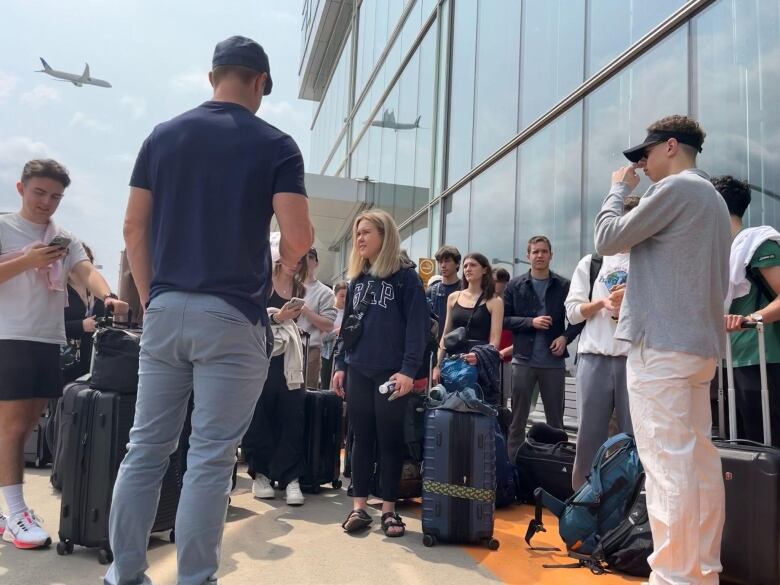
[
  {"xmin": 287, "ymin": 297, "xmax": 305, "ymax": 310},
  {"xmin": 48, "ymin": 235, "xmax": 71, "ymax": 249}
]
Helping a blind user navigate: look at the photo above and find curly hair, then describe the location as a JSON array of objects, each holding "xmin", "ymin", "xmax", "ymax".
[
  {"xmin": 711, "ymin": 175, "xmax": 751, "ymax": 219},
  {"xmin": 647, "ymin": 115, "xmax": 706, "ymax": 157}
]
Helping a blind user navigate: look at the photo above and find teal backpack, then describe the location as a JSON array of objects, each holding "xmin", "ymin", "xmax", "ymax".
[{"xmin": 525, "ymin": 433, "xmax": 643, "ymax": 558}]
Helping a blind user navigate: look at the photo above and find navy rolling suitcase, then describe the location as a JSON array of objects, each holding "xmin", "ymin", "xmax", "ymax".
[
  {"xmin": 56, "ymin": 385, "xmax": 185, "ymax": 564},
  {"xmin": 717, "ymin": 322, "xmax": 780, "ymax": 585},
  {"xmin": 421, "ymin": 407, "xmax": 499, "ymax": 550},
  {"xmin": 299, "ymin": 389, "xmax": 343, "ymax": 493}
]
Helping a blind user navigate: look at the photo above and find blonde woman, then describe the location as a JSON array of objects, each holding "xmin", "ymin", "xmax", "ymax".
[{"xmin": 332, "ymin": 209, "xmax": 428, "ymax": 537}]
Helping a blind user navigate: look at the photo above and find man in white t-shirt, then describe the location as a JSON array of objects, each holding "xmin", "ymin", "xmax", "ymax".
[
  {"xmin": 0, "ymin": 159, "xmax": 128, "ymax": 550},
  {"xmin": 565, "ymin": 196, "xmax": 638, "ymax": 490},
  {"xmin": 297, "ymin": 248, "xmax": 337, "ymax": 388}
]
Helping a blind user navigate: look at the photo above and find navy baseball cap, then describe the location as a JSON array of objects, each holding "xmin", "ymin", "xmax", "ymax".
[
  {"xmin": 212, "ymin": 35, "xmax": 273, "ymax": 95},
  {"xmin": 623, "ymin": 130, "xmax": 703, "ymax": 163}
]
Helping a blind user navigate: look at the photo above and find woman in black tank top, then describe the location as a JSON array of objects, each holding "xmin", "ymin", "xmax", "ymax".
[
  {"xmin": 434, "ymin": 253, "xmax": 504, "ymax": 383},
  {"xmin": 242, "ymin": 258, "xmax": 310, "ymax": 505}
]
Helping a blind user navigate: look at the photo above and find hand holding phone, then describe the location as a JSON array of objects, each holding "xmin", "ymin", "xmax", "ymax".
[
  {"xmin": 288, "ymin": 297, "xmax": 305, "ymax": 310},
  {"xmin": 48, "ymin": 235, "xmax": 71, "ymax": 250}
]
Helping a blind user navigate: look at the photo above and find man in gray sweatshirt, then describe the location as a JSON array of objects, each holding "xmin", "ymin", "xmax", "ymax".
[{"xmin": 594, "ymin": 115, "xmax": 731, "ymax": 585}]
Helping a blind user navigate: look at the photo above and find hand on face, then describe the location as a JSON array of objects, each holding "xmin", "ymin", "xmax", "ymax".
[{"xmin": 612, "ymin": 165, "xmax": 640, "ymax": 190}]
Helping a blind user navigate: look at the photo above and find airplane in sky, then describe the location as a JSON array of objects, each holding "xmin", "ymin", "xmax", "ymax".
[
  {"xmin": 370, "ymin": 109, "xmax": 421, "ymax": 131},
  {"xmin": 36, "ymin": 58, "xmax": 112, "ymax": 88}
]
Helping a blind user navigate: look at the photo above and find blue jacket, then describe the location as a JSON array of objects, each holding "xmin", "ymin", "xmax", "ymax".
[{"xmin": 334, "ymin": 263, "xmax": 429, "ymax": 378}]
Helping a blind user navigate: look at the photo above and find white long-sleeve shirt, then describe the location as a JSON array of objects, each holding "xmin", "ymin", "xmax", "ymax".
[{"xmin": 565, "ymin": 253, "xmax": 631, "ymax": 357}]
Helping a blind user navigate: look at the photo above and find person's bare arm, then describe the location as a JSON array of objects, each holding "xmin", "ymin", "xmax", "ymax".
[
  {"xmin": 0, "ymin": 245, "xmax": 64, "ymax": 285},
  {"xmin": 123, "ymin": 187, "xmax": 153, "ymax": 306},
  {"xmin": 273, "ymin": 193, "xmax": 314, "ymax": 269},
  {"xmin": 72, "ymin": 260, "xmax": 129, "ymax": 315},
  {"xmin": 488, "ymin": 297, "xmax": 504, "ymax": 349}
]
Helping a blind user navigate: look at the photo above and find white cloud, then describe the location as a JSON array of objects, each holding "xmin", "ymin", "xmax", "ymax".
[
  {"xmin": 119, "ymin": 95, "xmax": 147, "ymax": 119},
  {"xmin": 0, "ymin": 136, "xmax": 57, "ymax": 187},
  {"xmin": 170, "ymin": 69, "xmax": 211, "ymax": 94},
  {"xmin": 260, "ymin": 99, "xmax": 307, "ymax": 131},
  {"xmin": 70, "ymin": 112, "xmax": 112, "ymax": 132},
  {"xmin": 19, "ymin": 84, "xmax": 61, "ymax": 110},
  {"xmin": 0, "ymin": 71, "xmax": 18, "ymax": 102}
]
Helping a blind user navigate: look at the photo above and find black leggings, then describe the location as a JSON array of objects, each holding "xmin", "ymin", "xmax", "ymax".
[
  {"xmin": 242, "ymin": 355, "xmax": 305, "ymax": 486},
  {"xmin": 346, "ymin": 366, "xmax": 409, "ymax": 502}
]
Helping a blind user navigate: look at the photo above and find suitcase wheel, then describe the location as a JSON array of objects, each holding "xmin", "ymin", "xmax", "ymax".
[
  {"xmin": 487, "ymin": 538, "xmax": 500, "ymax": 551},
  {"xmin": 332, "ymin": 480, "xmax": 342, "ymax": 490},
  {"xmin": 56, "ymin": 540, "xmax": 74, "ymax": 556},
  {"xmin": 98, "ymin": 548, "xmax": 113, "ymax": 565},
  {"xmin": 422, "ymin": 534, "xmax": 436, "ymax": 548}
]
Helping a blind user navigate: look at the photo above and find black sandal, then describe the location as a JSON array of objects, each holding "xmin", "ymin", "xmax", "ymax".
[
  {"xmin": 381, "ymin": 512, "xmax": 406, "ymax": 538},
  {"xmin": 342, "ymin": 509, "xmax": 372, "ymax": 533}
]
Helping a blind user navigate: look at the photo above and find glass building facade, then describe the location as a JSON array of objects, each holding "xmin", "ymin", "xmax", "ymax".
[{"xmin": 302, "ymin": 0, "xmax": 780, "ymax": 282}]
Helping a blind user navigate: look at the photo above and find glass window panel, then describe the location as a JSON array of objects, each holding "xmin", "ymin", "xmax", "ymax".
[
  {"xmin": 410, "ymin": 214, "xmax": 430, "ymax": 263},
  {"xmin": 393, "ymin": 51, "xmax": 420, "ymax": 224},
  {"xmin": 442, "ymin": 184, "xmax": 470, "ymax": 258},
  {"xmin": 431, "ymin": 201, "xmax": 442, "ymax": 255},
  {"xmin": 433, "ymin": 0, "xmax": 450, "ymax": 197},
  {"xmin": 694, "ymin": 0, "xmax": 780, "ymax": 229},
  {"xmin": 583, "ymin": 28, "xmax": 688, "ymax": 250},
  {"xmin": 587, "ymin": 0, "xmax": 686, "ymax": 76},
  {"xmin": 520, "ymin": 0, "xmax": 585, "ymax": 128},
  {"xmin": 472, "ymin": 0, "xmax": 521, "ymax": 165},
  {"xmin": 414, "ymin": 24, "xmax": 436, "ymax": 210},
  {"xmin": 469, "ymin": 154, "xmax": 517, "ymax": 272},
  {"xmin": 400, "ymin": 224, "xmax": 413, "ymax": 257},
  {"xmin": 516, "ymin": 105, "xmax": 583, "ymax": 280},
  {"xmin": 447, "ymin": 0, "xmax": 478, "ymax": 186}
]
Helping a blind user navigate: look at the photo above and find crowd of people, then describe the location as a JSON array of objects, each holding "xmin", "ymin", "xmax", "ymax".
[{"xmin": 1, "ymin": 33, "xmax": 778, "ymax": 585}]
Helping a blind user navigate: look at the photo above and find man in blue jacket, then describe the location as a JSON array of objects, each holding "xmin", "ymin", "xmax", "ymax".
[{"xmin": 503, "ymin": 235, "xmax": 577, "ymax": 457}]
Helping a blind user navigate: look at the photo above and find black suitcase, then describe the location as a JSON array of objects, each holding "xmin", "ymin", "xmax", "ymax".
[
  {"xmin": 299, "ymin": 389, "xmax": 343, "ymax": 494},
  {"xmin": 515, "ymin": 422, "xmax": 575, "ymax": 504},
  {"xmin": 421, "ymin": 407, "xmax": 499, "ymax": 550},
  {"xmin": 717, "ymin": 322, "xmax": 780, "ymax": 585},
  {"xmin": 56, "ymin": 385, "xmax": 185, "ymax": 564},
  {"xmin": 23, "ymin": 414, "xmax": 51, "ymax": 468}
]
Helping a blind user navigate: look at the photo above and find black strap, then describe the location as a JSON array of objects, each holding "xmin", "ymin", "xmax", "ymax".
[
  {"xmin": 353, "ymin": 281, "xmax": 374, "ymax": 322},
  {"xmin": 746, "ymin": 266, "xmax": 777, "ymax": 312},
  {"xmin": 588, "ymin": 253, "xmax": 603, "ymax": 301},
  {"xmin": 459, "ymin": 291, "xmax": 485, "ymax": 336}
]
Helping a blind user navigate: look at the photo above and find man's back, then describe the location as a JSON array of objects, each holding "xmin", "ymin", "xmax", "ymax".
[
  {"xmin": 131, "ymin": 100, "xmax": 306, "ymax": 324},
  {"xmin": 596, "ymin": 169, "xmax": 731, "ymax": 358}
]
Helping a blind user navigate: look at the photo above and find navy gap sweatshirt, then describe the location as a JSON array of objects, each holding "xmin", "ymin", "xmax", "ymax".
[{"xmin": 334, "ymin": 263, "xmax": 429, "ymax": 378}]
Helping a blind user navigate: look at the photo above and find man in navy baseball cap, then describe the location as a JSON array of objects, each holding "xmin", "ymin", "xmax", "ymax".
[{"xmin": 212, "ymin": 35, "xmax": 273, "ymax": 95}]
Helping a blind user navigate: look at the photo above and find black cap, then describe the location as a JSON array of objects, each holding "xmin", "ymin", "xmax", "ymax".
[
  {"xmin": 623, "ymin": 130, "xmax": 703, "ymax": 163},
  {"xmin": 212, "ymin": 35, "xmax": 273, "ymax": 95}
]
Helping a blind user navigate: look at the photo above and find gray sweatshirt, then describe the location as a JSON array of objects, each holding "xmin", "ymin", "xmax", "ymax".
[
  {"xmin": 594, "ymin": 168, "xmax": 731, "ymax": 359},
  {"xmin": 297, "ymin": 279, "xmax": 337, "ymax": 348}
]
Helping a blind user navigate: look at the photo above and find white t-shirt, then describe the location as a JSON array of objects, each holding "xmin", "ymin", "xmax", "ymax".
[
  {"xmin": 0, "ymin": 213, "xmax": 89, "ymax": 344},
  {"xmin": 565, "ymin": 252, "xmax": 631, "ymax": 357}
]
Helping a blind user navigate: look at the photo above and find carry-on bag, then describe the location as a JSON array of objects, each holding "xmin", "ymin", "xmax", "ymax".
[
  {"xmin": 56, "ymin": 386, "xmax": 185, "ymax": 564},
  {"xmin": 299, "ymin": 389, "xmax": 343, "ymax": 493},
  {"xmin": 421, "ymin": 391, "xmax": 499, "ymax": 550},
  {"xmin": 717, "ymin": 321, "xmax": 780, "ymax": 585},
  {"xmin": 515, "ymin": 422, "xmax": 576, "ymax": 504},
  {"xmin": 90, "ymin": 309, "xmax": 141, "ymax": 394}
]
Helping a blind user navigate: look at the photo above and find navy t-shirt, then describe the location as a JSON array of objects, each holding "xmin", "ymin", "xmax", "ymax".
[{"xmin": 130, "ymin": 101, "xmax": 307, "ymax": 325}]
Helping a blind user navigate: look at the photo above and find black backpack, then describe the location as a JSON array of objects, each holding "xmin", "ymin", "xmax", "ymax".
[
  {"xmin": 568, "ymin": 253, "xmax": 604, "ymax": 341},
  {"xmin": 589, "ymin": 472, "xmax": 652, "ymax": 577}
]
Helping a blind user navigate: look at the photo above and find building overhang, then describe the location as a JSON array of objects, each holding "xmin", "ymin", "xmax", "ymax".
[{"xmin": 298, "ymin": 0, "xmax": 354, "ymax": 101}]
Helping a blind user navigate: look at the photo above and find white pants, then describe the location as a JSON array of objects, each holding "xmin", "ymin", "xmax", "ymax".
[{"xmin": 627, "ymin": 341, "xmax": 725, "ymax": 585}]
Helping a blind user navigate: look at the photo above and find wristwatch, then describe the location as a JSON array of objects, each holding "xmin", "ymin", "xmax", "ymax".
[
  {"xmin": 104, "ymin": 292, "xmax": 118, "ymax": 301},
  {"xmin": 749, "ymin": 312, "xmax": 764, "ymax": 323}
]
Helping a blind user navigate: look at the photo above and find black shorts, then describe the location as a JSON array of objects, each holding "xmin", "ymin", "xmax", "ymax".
[{"xmin": 0, "ymin": 340, "xmax": 63, "ymax": 401}]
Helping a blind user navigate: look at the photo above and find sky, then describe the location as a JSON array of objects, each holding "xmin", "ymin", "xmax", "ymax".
[{"xmin": 0, "ymin": 0, "xmax": 312, "ymax": 287}]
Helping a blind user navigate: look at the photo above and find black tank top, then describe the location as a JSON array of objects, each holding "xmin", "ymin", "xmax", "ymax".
[
  {"xmin": 450, "ymin": 294, "xmax": 491, "ymax": 344},
  {"xmin": 269, "ymin": 290, "xmax": 289, "ymax": 310}
]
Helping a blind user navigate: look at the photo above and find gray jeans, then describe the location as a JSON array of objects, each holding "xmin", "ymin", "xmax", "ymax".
[
  {"xmin": 104, "ymin": 292, "xmax": 269, "ymax": 585},
  {"xmin": 572, "ymin": 353, "xmax": 633, "ymax": 490},
  {"xmin": 507, "ymin": 364, "xmax": 565, "ymax": 458}
]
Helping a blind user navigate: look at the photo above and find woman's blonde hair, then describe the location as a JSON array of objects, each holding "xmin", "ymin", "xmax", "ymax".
[{"xmin": 347, "ymin": 209, "xmax": 402, "ymax": 280}]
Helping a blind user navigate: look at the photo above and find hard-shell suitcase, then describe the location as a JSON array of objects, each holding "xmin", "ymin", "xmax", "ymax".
[
  {"xmin": 56, "ymin": 386, "xmax": 185, "ymax": 564},
  {"xmin": 717, "ymin": 322, "xmax": 780, "ymax": 585},
  {"xmin": 299, "ymin": 389, "xmax": 343, "ymax": 493},
  {"xmin": 50, "ymin": 382, "xmax": 89, "ymax": 490},
  {"xmin": 421, "ymin": 408, "xmax": 499, "ymax": 550}
]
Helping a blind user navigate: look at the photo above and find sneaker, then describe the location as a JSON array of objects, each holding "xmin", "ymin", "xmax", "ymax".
[
  {"xmin": 0, "ymin": 512, "xmax": 5, "ymax": 536},
  {"xmin": 2, "ymin": 510, "xmax": 51, "ymax": 549},
  {"xmin": 252, "ymin": 474, "xmax": 275, "ymax": 499},
  {"xmin": 285, "ymin": 479, "xmax": 305, "ymax": 506}
]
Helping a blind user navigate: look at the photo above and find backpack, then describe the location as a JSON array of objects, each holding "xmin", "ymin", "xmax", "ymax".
[
  {"xmin": 525, "ymin": 433, "xmax": 643, "ymax": 557},
  {"xmin": 590, "ymin": 473, "xmax": 652, "ymax": 577},
  {"xmin": 569, "ymin": 253, "xmax": 604, "ymax": 341}
]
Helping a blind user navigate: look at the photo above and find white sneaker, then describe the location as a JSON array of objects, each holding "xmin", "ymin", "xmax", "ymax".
[
  {"xmin": 2, "ymin": 510, "xmax": 51, "ymax": 549},
  {"xmin": 252, "ymin": 474, "xmax": 275, "ymax": 499},
  {"xmin": 285, "ymin": 479, "xmax": 305, "ymax": 506}
]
